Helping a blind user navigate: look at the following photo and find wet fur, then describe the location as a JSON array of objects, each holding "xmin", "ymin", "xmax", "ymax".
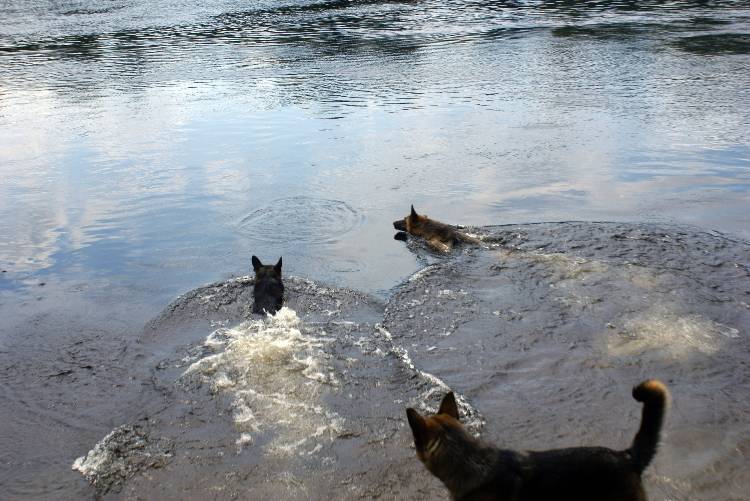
[
  {"xmin": 251, "ymin": 255, "xmax": 284, "ymax": 315},
  {"xmin": 393, "ymin": 205, "xmax": 480, "ymax": 253},
  {"xmin": 406, "ymin": 380, "xmax": 669, "ymax": 501}
]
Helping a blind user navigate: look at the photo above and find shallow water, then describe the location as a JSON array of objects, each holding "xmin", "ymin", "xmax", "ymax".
[
  {"xmin": 61, "ymin": 223, "xmax": 750, "ymax": 500},
  {"xmin": 1, "ymin": 1, "xmax": 749, "ymax": 499}
]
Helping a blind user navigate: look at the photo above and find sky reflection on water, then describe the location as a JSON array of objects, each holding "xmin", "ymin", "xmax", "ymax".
[{"xmin": 0, "ymin": 0, "xmax": 748, "ymax": 296}]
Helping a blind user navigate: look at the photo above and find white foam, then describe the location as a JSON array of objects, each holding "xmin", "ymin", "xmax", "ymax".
[
  {"xmin": 72, "ymin": 429, "xmax": 119, "ymax": 478},
  {"xmin": 235, "ymin": 432, "xmax": 254, "ymax": 450},
  {"xmin": 608, "ymin": 305, "xmax": 740, "ymax": 358},
  {"xmin": 183, "ymin": 307, "xmax": 344, "ymax": 456},
  {"xmin": 408, "ymin": 265, "xmax": 439, "ymax": 282},
  {"xmin": 72, "ymin": 425, "xmax": 172, "ymax": 486}
]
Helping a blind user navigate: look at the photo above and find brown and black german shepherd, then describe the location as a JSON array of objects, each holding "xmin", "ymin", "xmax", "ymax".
[
  {"xmin": 393, "ymin": 205, "xmax": 480, "ymax": 253},
  {"xmin": 406, "ymin": 380, "xmax": 669, "ymax": 501},
  {"xmin": 251, "ymin": 255, "xmax": 284, "ymax": 315}
]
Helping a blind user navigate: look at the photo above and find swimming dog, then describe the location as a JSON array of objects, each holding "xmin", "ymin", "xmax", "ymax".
[
  {"xmin": 406, "ymin": 380, "xmax": 669, "ymax": 501},
  {"xmin": 251, "ymin": 255, "xmax": 284, "ymax": 315},
  {"xmin": 393, "ymin": 205, "xmax": 480, "ymax": 252}
]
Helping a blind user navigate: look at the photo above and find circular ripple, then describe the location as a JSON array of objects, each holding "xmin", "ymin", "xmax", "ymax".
[{"xmin": 238, "ymin": 197, "xmax": 363, "ymax": 245}]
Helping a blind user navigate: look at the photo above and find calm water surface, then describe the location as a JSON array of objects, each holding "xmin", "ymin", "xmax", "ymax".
[
  {"xmin": 1, "ymin": 0, "xmax": 749, "ymax": 296},
  {"xmin": 1, "ymin": 1, "xmax": 749, "ymax": 498}
]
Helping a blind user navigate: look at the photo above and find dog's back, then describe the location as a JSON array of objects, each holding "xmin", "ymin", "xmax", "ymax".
[
  {"xmin": 393, "ymin": 205, "xmax": 480, "ymax": 252},
  {"xmin": 471, "ymin": 448, "xmax": 645, "ymax": 501}
]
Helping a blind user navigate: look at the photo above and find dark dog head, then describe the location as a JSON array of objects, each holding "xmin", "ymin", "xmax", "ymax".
[
  {"xmin": 393, "ymin": 205, "xmax": 416, "ymax": 232},
  {"xmin": 252, "ymin": 255, "xmax": 284, "ymax": 315},
  {"xmin": 406, "ymin": 392, "xmax": 471, "ymax": 473},
  {"xmin": 393, "ymin": 205, "xmax": 430, "ymax": 235}
]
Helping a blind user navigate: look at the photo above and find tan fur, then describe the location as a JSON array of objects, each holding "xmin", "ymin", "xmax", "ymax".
[
  {"xmin": 394, "ymin": 206, "xmax": 480, "ymax": 253},
  {"xmin": 640, "ymin": 379, "xmax": 668, "ymax": 395}
]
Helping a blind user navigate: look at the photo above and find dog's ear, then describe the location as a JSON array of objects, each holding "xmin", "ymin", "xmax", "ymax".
[
  {"xmin": 274, "ymin": 257, "xmax": 282, "ymax": 274},
  {"xmin": 252, "ymin": 255, "xmax": 262, "ymax": 271},
  {"xmin": 406, "ymin": 408, "xmax": 427, "ymax": 446},
  {"xmin": 438, "ymin": 392, "xmax": 459, "ymax": 421},
  {"xmin": 411, "ymin": 205, "xmax": 418, "ymax": 218}
]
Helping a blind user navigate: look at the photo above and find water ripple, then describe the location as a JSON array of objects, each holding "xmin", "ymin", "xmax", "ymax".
[{"xmin": 238, "ymin": 196, "xmax": 364, "ymax": 244}]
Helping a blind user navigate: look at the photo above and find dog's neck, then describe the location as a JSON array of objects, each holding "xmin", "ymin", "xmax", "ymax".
[{"xmin": 427, "ymin": 431, "xmax": 512, "ymax": 499}]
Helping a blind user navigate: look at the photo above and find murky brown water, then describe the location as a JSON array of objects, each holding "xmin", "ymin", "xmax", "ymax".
[{"xmin": 6, "ymin": 222, "xmax": 744, "ymax": 500}]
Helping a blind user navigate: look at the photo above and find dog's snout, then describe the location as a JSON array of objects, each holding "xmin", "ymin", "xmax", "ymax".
[{"xmin": 393, "ymin": 219, "xmax": 406, "ymax": 231}]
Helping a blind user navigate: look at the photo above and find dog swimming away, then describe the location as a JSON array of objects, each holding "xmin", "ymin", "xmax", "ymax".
[
  {"xmin": 406, "ymin": 380, "xmax": 669, "ymax": 501},
  {"xmin": 251, "ymin": 255, "xmax": 284, "ymax": 315},
  {"xmin": 393, "ymin": 205, "xmax": 480, "ymax": 253}
]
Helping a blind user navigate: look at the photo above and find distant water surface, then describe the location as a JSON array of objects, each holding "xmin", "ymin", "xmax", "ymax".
[{"xmin": 1, "ymin": 0, "xmax": 748, "ymax": 297}]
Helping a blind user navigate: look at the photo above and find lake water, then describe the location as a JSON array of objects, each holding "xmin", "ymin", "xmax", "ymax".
[
  {"xmin": 1, "ymin": 1, "xmax": 749, "ymax": 499},
  {"xmin": 2, "ymin": 0, "xmax": 749, "ymax": 295}
]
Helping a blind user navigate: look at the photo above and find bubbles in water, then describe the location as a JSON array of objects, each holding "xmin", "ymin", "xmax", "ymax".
[
  {"xmin": 72, "ymin": 425, "xmax": 173, "ymax": 493},
  {"xmin": 527, "ymin": 251, "xmax": 610, "ymax": 280},
  {"xmin": 608, "ymin": 305, "xmax": 740, "ymax": 359},
  {"xmin": 183, "ymin": 307, "xmax": 345, "ymax": 456},
  {"xmin": 238, "ymin": 196, "xmax": 363, "ymax": 245}
]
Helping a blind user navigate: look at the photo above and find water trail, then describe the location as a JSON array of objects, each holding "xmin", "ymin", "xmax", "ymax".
[{"xmin": 373, "ymin": 324, "xmax": 484, "ymax": 432}]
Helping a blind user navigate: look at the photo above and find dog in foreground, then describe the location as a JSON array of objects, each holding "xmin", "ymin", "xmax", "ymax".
[
  {"xmin": 251, "ymin": 255, "xmax": 283, "ymax": 314},
  {"xmin": 406, "ymin": 380, "xmax": 669, "ymax": 501},
  {"xmin": 393, "ymin": 205, "xmax": 480, "ymax": 253}
]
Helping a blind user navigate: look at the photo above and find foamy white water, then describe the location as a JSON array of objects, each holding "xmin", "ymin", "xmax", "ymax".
[
  {"xmin": 182, "ymin": 307, "xmax": 345, "ymax": 456},
  {"xmin": 72, "ymin": 425, "xmax": 173, "ymax": 489},
  {"xmin": 72, "ymin": 429, "xmax": 119, "ymax": 479}
]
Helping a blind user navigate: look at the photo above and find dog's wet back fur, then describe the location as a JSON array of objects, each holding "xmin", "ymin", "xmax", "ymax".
[
  {"xmin": 406, "ymin": 380, "xmax": 669, "ymax": 501},
  {"xmin": 251, "ymin": 255, "xmax": 283, "ymax": 315},
  {"xmin": 393, "ymin": 205, "xmax": 480, "ymax": 253}
]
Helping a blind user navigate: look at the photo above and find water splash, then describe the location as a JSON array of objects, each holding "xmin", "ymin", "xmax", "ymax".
[
  {"xmin": 182, "ymin": 307, "xmax": 345, "ymax": 456},
  {"xmin": 71, "ymin": 425, "xmax": 173, "ymax": 494}
]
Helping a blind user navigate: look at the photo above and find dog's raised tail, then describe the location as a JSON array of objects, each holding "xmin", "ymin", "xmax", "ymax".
[{"xmin": 629, "ymin": 379, "xmax": 669, "ymax": 474}]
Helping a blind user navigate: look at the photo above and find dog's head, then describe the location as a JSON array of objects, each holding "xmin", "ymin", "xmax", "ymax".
[
  {"xmin": 252, "ymin": 255, "xmax": 284, "ymax": 315},
  {"xmin": 393, "ymin": 205, "xmax": 427, "ymax": 235},
  {"xmin": 406, "ymin": 392, "xmax": 467, "ymax": 471}
]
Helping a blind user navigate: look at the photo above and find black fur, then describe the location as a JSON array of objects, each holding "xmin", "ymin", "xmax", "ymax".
[
  {"xmin": 406, "ymin": 381, "xmax": 669, "ymax": 501},
  {"xmin": 251, "ymin": 255, "xmax": 284, "ymax": 315}
]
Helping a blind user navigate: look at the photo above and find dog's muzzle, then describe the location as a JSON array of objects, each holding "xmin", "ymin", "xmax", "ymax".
[{"xmin": 393, "ymin": 219, "xmax": 406, "ymax": 231}]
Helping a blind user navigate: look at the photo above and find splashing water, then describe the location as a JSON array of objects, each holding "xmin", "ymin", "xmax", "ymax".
[{"xmin": 182, "ymin": 307, "xmax": 345, "ymax": 456}]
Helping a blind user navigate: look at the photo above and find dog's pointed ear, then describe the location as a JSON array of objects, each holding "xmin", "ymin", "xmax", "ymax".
[
  {"xmin": 406, "ymin": 408, "xmax": 426, "ymax": 444},
  {"xmin": 274, "ymin": 257, "xmax": 282, "ymax": 274},
  {"xmin": 252, "ymin": 255, "xmax": 262, "ymax": 271},
  {"xmin": 438, "ymin": 392, "xmax": 459, "ymax": 421},
  {"xmin": 411, "ymin": 205, "xmax": 418, "ymax": 218}
]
